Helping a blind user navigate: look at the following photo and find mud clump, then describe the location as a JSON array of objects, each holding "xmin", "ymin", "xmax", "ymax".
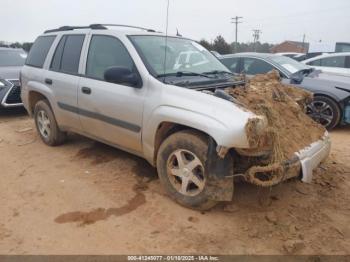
[{"xmin": 226, "ymin": 71, "xmax": 326, "ymax": 185}]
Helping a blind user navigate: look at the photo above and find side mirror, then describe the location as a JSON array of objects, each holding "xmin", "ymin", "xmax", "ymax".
[
  {"xmin": 104, "ymin": 66, "xmax": 141, "ymax": 88},
  {"xmin": 290, "ymin": 72, "xmax": 303, "ymax": 84}
]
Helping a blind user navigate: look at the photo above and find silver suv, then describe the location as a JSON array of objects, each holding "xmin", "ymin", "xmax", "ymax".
[{"xmin": 21, "ymin": 25, "xmax": 330, "ymax": 210}]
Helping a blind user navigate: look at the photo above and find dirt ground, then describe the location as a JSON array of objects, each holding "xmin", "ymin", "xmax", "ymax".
[{"xmin": 0, "ymin": 109, "xmax": 349, "ymax": 255}]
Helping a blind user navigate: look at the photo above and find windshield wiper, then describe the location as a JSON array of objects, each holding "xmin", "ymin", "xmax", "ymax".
[
  {"xmin": 202, "ymin": 70, "xmax": 234, "ymax": 76},
  {"xmin": 157, "ymin": 71, "xmax": 215, "ymax": 78}
]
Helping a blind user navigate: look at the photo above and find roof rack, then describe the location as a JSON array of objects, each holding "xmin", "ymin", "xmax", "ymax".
[
  {"xmin": 94, "ymin": 24, "xmax": 156, "ymax": 32},
  {"xmin": 44, "ymin": 24, "xmax": 156, "ymax": 34}
]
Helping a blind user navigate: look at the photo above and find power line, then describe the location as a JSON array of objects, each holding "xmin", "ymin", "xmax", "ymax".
[
  {"xmin": 231, "ymin": 16, "xmax": 243, "ymax": 53},
  {"xmin": 245, "ymin": 4, "xmax": 350, "ymax": 22}
]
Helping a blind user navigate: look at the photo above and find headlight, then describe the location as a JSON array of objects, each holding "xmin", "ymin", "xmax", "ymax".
[{"xmin": 0, "ymin": 79, "xmax": 11, "ymax": 89}]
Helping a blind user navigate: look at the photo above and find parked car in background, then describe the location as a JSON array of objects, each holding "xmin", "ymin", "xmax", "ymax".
[
  {"xmin": 174, "ymin": 50, "xmax": 209, "ymax": 70},
  {"xmin": 302, "ymin": 52, "xmax": 350, "ymax": 76},
  {"xmin": 220, "ymin": 53, "xmax": 350, "ymax": 129},
  {"xmin": 0, "ymin": 47, "xmax": 27, "ymax": 108}
]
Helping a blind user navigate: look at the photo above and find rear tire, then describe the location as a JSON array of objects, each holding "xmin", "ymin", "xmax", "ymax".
[
  {"xmin": 156, "ymin": 130, "xmax": 218, "ymax": 210},
  {"xmin": 306, "ymin": 96, "xmax": 341, "ymax": 130},
  {"xmin": 34, "ymin": 100, "xmax": 66, "ymax": 146}
]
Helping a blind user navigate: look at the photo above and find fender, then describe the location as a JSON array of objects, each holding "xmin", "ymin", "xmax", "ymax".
[
  {"xmin": 24, "ymin": 80, "xmax": 54, "ymax": 116},
  {"xmin": 142, "ymin": 105, "xmax": 251, "ymax": 164}
]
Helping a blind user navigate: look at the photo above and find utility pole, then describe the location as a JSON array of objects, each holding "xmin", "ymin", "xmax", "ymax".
[
  {"xmin": 252, "ymin": 29, "xmax": 261, "ymax": 52},
  {"xmin": 231, "ymin": 16, "xmax": 243, "ymax": 53},
  {"xmin": 302, "ymin": 34, "xmax": 306, "ymax": 52}
]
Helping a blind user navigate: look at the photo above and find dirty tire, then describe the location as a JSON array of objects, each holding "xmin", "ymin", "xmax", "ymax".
[
  {"xmin": 157, "ymin": 130, "xmax": 218, "ymax": 211},
  {"xmin": 34, "ymin": 100, "xmax": 66, "ymax": 146}
]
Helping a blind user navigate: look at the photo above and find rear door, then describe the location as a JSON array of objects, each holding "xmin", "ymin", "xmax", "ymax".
[
  {"xmin": 45, "ymin": 34, "xmax": 86, "ymax": 131},
  {"xmin": 317, "ymin": 56, "xmax": 349, "ymax": 75},
  {"xmin": 78, "ymin": 34, "xmax": 145, "ymax": 153}
]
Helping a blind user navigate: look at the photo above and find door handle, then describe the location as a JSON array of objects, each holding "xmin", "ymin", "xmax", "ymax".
[
  {"xmin": 81, "ymin": 86, "xmax": 92, "ymax": 95},
  {"xmin": 45, "ymin": 78, "xmax": 53, "ymax": 85}
]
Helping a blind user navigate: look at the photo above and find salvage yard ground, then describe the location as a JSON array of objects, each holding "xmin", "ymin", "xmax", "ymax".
[{"xmin": 0, "ymin": 109, "xmax": 349, "ymax": 255}]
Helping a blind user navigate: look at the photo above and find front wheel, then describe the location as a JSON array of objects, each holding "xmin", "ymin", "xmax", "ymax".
[
  {"xmin": 306, "ymin": 96, "xmax": 341, "ymax": 130},
  {"xmin": 156, "ymin": 130, "xmax": 219, "ymax": 210}
]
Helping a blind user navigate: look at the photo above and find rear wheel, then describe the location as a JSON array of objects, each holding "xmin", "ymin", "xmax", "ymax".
[
  {"xmin": 34, "ymin": 100, "xmax": 66, "ymax": 146},
  {"xmin": 156, "ymin": 130, "xmax": 218, "ymax": 210},
  {"xmin": 306, "ymin": 96, "xmax": 341, "ymax": 130}
]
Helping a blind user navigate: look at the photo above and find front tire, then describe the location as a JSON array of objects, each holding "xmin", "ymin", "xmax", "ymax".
[
  {"xmin": 156, "ymin": 130, "xmax": 218, "ymax": 210},
  {"xmin": 34, "ymin": 100, "xmax": 66, "ymax": 146},
  {"xmin": 306, "ymin": 96, "xmax": 341, "ymax": 130}
]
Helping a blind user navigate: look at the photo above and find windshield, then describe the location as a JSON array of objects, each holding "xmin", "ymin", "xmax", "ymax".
[
  {"xmin": 129, "ymin": 35, "xmax": 230, "ymax": 77},
  {"xmin": 270, "ymin": 55, "xmax": 309, "ymax": 74},
  {"xmin": 0, "ymin": 50, "xmax": 27, "ymax": 67}
]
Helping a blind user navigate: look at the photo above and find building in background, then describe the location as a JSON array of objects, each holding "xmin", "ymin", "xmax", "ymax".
[{"xmin": 271, "ymin": 41, "xmax": 309, "ymax": 53}]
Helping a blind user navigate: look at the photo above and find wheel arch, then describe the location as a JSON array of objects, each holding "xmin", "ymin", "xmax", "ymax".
[
  {"xmin": 152, "ymin": 122, "xmax": 213, "ymax": 166},
  {"xmin": 27, "ymin": 91, "xmax": 51, "ymax": 116}
]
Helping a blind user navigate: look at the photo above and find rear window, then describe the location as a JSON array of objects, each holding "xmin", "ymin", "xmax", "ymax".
[{"xmin": 26, "ymin": 36, "xmax": 56, "ymax": 68}]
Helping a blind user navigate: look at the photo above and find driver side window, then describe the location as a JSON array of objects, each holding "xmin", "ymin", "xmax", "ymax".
[{"xmin": 86, "ymin": 35, "xmax": 134, "ymax": 80}]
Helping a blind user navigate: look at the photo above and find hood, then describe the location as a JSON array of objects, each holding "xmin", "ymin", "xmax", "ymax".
[
  {"xmin": 304, "ymin": 70, "xmax": 350, "ymax": 91},
  {"xmin": 0, "ymin": 66, "xmax": 22, "ymax": 80},
  {"xmin": 307, "ymin": 70, "xmax": 350, "ymax": 84}
]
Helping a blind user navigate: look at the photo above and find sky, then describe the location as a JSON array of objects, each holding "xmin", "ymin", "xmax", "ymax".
[{"xmin": 1, "ymin": 0, "xmax": 350, "ymax": 44}]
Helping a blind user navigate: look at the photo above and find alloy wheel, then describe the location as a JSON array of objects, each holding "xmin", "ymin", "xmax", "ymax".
[
  {"xmin": 166, "ymin": 149, "xmax": 206, "ymax": 197},
  {"xmin": 37, "ymin": 110, "xmax": 51, "ymax": 139}
]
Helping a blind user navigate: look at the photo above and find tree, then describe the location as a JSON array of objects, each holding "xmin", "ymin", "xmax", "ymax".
[
  {"xmin": 22, "ymin": 42, "xmax": 33, "ymax": 52},
  {"xmin": 199, "ymin": 39, "xmax": 212, "ymax": 51},
  {"xmin": 10, "ymin": 42, "xmax": 22, "ymax": 48},
  {"xmin": 212, "ymin": 35, "xmax": 232, "ymax": 54}
]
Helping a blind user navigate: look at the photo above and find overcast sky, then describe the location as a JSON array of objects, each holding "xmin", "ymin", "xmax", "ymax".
[{"xmin": 2, "ymin": 0, "xmax": 350, "ymax": 44}]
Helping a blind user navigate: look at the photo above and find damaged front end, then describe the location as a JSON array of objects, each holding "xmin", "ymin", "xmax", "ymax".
[{"xmin": 204, "ymin": 70, "xmax": 330, "ymax": 192}]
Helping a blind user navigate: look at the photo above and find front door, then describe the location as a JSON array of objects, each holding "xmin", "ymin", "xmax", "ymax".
[{"xmin": 78, "ymin": 35, "xmax": 145, "ymax": 153}]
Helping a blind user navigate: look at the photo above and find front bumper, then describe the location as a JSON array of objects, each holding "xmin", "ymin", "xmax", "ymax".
[
  {"xmin": 296, "ymin": 131, "xmax": 331, "ymax": 183},
  {"xmin": 245, "ymin": 131, "xmax": 331, "ymax": 186},
  {"xmin": 0, "ymin": 79, "xmax": 23, "ymax": 108}
]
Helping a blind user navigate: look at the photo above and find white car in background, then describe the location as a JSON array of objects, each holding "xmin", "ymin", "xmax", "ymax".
[
  {"xmin": 174, "ymin": 50, "xmax": 209, "ymax": 70},
  {"xmin": 302, "ymin": 52, "xmax": 350, "ymax": 76},
  {"xmin": 276, "ymin": 52, "xmax": 306, "ymax": 61}
]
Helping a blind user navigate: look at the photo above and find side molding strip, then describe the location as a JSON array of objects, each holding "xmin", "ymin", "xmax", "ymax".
[{"xmin": 57, "ymin": 102, "xmax": 141, "ymax": 133}]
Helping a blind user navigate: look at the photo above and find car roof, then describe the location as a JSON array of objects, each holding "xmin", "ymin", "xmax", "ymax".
[
  {"xmin": 41, "ymin": 24, "xmax": 184, "ymax": 39},
  {"xmin": 303, "ymin": 52, "xmax": 350, "ymax": 62},
  {"xmin": 0, "ymin": 47, "xmax": 25, "ymax": 52},
  {"xmin": 220, "ymin": 52, "xmax": 278, "ymax": 59},
  {"xmin": 276, "ymin": 52, "xmax": 305, "ymax": 55}
]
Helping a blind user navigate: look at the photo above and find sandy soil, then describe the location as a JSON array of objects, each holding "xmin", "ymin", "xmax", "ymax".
[{"xmin": 0, "ymin": 109, "xmax": 349, "ymax": 255}]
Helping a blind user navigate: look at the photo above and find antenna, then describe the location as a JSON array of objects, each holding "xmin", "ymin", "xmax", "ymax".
[{"xmin": 163, "ymin": 0, "xmax": 170, "ymax": 82}]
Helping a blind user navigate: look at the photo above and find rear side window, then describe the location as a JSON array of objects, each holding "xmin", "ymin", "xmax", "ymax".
[
  {"xmin": 320, "ymin": 56, "xmax": 346, "ymax": 68},
  {"xmin": 307, "ymin": 59, "xmax": 321, "ymax": 66},
  {"xmin": 50, "ymin": 35, "xmax": 85, "ymax": 74},
  {"xmin": 86, "ymin": 35, "xmax": 134, "ymax": 80},
  {"xmin": 243, "ymin": 58, "xmax": 274, "ymax": 75},
  {"xmin": 221, "ymin": 57, "xmax": 240, "ymax": 73},
  {"xmin": 26, "ymin": 36, "xmax": 56, "ymax": 68}
]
